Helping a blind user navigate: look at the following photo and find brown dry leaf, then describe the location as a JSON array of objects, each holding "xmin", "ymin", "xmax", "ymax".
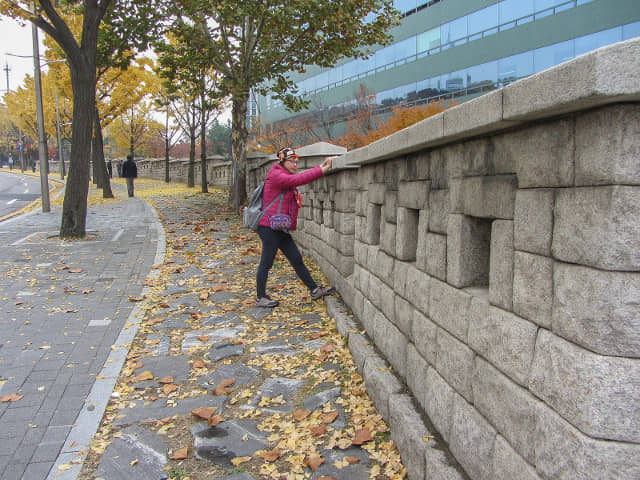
[
  {"xmin": 293, "ymin": 409, "xmax": 311, "ymax": 421},
  {"xmin": 170, "ymin": 446, "xmax": 189, "ymax": 460},
  {"xmin": 322, "ymin": 411, "xmax": 339, "ymax": 424},
  {"xmin": 241, "ymin": 299, "xmax": 255, "ymax": 307},
  {"xmin": 345, "ymin": 457, "xmax": 360, "ymax": 464},
  {"xmin": 162, "ymin": 384, "xmax": 178, "ymax": 395},
  {"xmin": 310, "ymin": 424, "xmax": 327, "ymax": 436},
  {"xmin": 320, "ymin": 343, "xmax": 335, "ymax": 354},
  {"xmin": 131, "ymin": 371, "xmax": 154, "ymax": 383},
  {"xmin": 68, "ymin": 268, "xmax": 83, "ymax": 273},
  {"xmin": 214, "ymin": 378, "xmax": 236, "ymax": 396},
  {"xmin": 192, "ymin": 359, "xmax": 206, "ymax": 369},
  {"xmin": 159, "ymin": 303, "xmax": 170, "ymax": 308},
  {"xmin": 158, "ymin": 376, "xmax": 174, "ymax": 384},
  {"xmin": 231, "ymin": 456, "xmax": 251, "ymax": 466},
  {"xmin": 133, "ymin": 361, "xmax": 144, "ymax": 370},
  {"xmin": 81, "ymin": 289, "xmax": 94, "ymax": 294},
  {"xmin": 257, "ymin": 448, "xmax": 281, "ymax": 462},
  {"xmin": 352, "ymin": 428, "xmax": 374, "ymax": 445},
  {"xmin": 199, "ymin": 292, "xmax": 209, "ymax": 301},
  {"xmin": 304, "ymin": 453, "xmax": 325, "ymax": 472},
  {"xmin": 191, "ymin": 407, "xmax": 217, "ymax": 421},
  {"xmin": 129, "ymin": 297, "xmax": 144, "ymax": 302},
  {"xmin": 211, "ymin": 284, "xmax": 228, "ymax": 292},
  {"xmin": 0, "ymin": 393, "xmax": 23, "ymax": 403},
  {"xmin": 197, "ymin": 335, "xmax": 210, "ymax": 343},
  {"xmin": 208, "ymin": 414, "xmax": 224, "ymax": 427},
  {"xmin": 145, "ymin": 317, "xmax": 164, "ymax": 326}
]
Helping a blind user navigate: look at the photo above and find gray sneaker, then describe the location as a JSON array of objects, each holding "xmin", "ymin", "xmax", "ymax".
[
  {"xmin": 311, "ymin": 286, "xmax": 335, "ymax": 301},
  {"xmin": 256, "ymin": 296, "xmax": 278, "ymax": 308}
]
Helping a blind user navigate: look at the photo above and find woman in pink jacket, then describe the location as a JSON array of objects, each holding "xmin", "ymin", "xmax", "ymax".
[{"xmin": 255, "ymin": 147, "xmax": 335, "ymax": 307}]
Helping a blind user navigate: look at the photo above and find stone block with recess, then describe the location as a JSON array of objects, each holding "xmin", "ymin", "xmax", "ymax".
[
  {"xmin": 529, "ymin": 329, "xmax": 640, "ymax": 443},
  {"xmin": 553, "ymin": 263, "xmax": 640, "ymax": 357},
  {"xmin": 368, "ymin": 183, "xmax": 386, "ymax": 204},
  {"xmin": 535, "ymin": 404, "xmax": 640, "ymax": 480},
  {"xmin": 394, "ymin": 295, "xmax": 415, "ymax": 337},
  {"xmin": 347, "ymin": 332, "xmax": 376, "ymax": 374},
  {"xmin": 514, "ymin": 189, "xmax": 554, "ymax": 256},
  {"xmin": 422, "ymin": 232, "xmax": 447, "ymax": 281},
  {"xmin": 511, "ymin": 119, "xmax": 575, "ymax": 188},
  {"xmin": 447, "ymin": 214, "xmax": 491, "ymax": 289},
  {"xmin": 396, "ymin": 207, "xmax": 419, "ymax": 261},
  {"xmin": 364, "ymin": 203, "xmax": 381, "ymax": 245},
  {"xmin": 333, "ymin": 211, "xmax": 355, "ymax": 235},
  {"xmin": 552, "ymin": 186, "xmax": 640, "ymax": 271},
  {"xmin": 398, "ymin": 180, "xmax": 429, "ymax": 210},
  {"xmin": 472, "ymin": 358, "xmax": 539, "ymax": 463},
  {"xmin": 425, "ymin": 367, "xmax": 456, "ymax": 443},
  {"xmin": 435, "ymin": 328, "xmax": 475, "ymax": 402},
  {"xmin": 380, "ymin": 220, "xmax": 396, "ymax": 257},
  {"xmin": 450, "ymin": 395, "xmax": 497, "ymax": 480},
  {"xmin": 575, "ymin": 103, "xmax": 640, "ymax": 186},
  {"xmin": 468, "ymin": 305, "xmax": 537, "ymax": 387},
  {"xmin": 405, "ymin": 264, "xmax": 430, "ymax": 316},
  {"xmin": 414, "ymin": 209, "xmax": 430, "ymax": 271},
  {"xmin": 361, "ymin": 355, "xmax": 403, "ymax": 420},
  {"xmin": 428, "ymin": 188, "xmax": 449, "ymax": 234},
  {"xmin": 384, "ymin": 190, "xmax": 397, "ymax": 223},
  {"xmin": 512, "ymin": 251, "xmax": 553, "ymax": 328},
  {"xmin": 425, "ymin": 447, "xmax": 468, "ymax": 480},
  {"xmin": 492, "ymin": 436, "xmax": 541, "ymax": 480},
  {"xmin": 429, "ymin": 278, "xmax": 472, "ymax": 342},
  {"xmin": 461, "ymin": 175, "xmax": 517, "ymax": 219},
  {"xmin": 489, "ymin": 220, "xmax": 514, "ymax": 311},
  {"xmin": 389, "ymin": 394, "xmax": 431, "ymax": 480}
]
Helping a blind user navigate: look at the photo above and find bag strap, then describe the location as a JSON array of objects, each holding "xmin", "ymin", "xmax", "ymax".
[{"xmin": 262, "ymin": 190, "xmax": 285, "ymax": 213}]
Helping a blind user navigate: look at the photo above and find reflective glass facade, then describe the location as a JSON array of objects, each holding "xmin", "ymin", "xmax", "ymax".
[{"xmin": 256, "ymin": 0, "xmax": 640, "ymax": 126}]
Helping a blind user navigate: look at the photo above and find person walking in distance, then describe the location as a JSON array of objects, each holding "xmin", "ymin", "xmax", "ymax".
[
  {"xmin": 255, "ymin": 147, "xmax": 335, "ymax": 307},
  {"xmin": 122, "ymin": 154, "xmax": 138, "ymax": 197}
]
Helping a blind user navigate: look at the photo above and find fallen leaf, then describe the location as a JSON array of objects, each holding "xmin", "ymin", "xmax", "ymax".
[
  {"xmin": 159, "ymin": 376, "xmax": 174, "ymax": 384},
  {"xmin": 191, "ymin": 407, "xmax": 217, "ymax": 421},
  {"xmin": 197, "ymin": 335, "xmax": 210, "ymax": 343},
  {"xmin": 68, "ymin": 268, "xmax": 83, "ymax": 273},
  {"xmin": 293, "ymin": 409, "xmax": 311, "ymax": 421},
  {"xmin": 57, "ymin": 464, "xmax": 72, "ymax": 471},
  {"xmin": 231, "ymin": 456, "xmax": 251, "ymax": 466},
  {"xmin": 131, "ymin": 371, "xmax": 154, "ymax": 383},
  {"xmin": 208, "ymin": 414, "xmax": 224, "ymax": 426},
  {"xmin": 170, "ymin": 446, "xmax": 189, "ymax": 460},
  {"xmin": 345, "ymin": 457, "xmax": 360, "ymax": 464},
  {"xmin": 257, "ymin": 448, "xmax": 281, "ymax": 462},
  {"xmin": 192, "ymin": 359, "xmax": 206, "ymax": 369},
  {"xmin": 322, "ymin": 411, "xmax": 339, "ymax": 424},
  {"xmin": 130, "ymin": 459, "xmax": 138, "ymax": 466},
  {"xmin": 352, "ymin": 428, "xmax": 374, "ymax": 445},
  {"xmin": 304, "ymin": 453, "xmax": 325, "ymax": 472},
  {"xmin": 162, "ymin": 384, "xmax": 178, "ymax": 395},
  {"xmin": 214, "ymin": 378, "xmax": 236, "ymax": 396},
  {"xmin": 0, "ymin": 393, "xmax": 23, "ymax": 403},
  {"xmin": 310, "ymin": 424, "xmax": 327, "ymax": 436},
  {"xmin": 145, "ymin": 317, "xmax": 164, "ymax": 326}
]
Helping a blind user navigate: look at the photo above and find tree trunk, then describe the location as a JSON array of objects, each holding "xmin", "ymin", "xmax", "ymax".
[
  {"xmin": 230, "ymin": 93, "xmax": 249, "ymax": 212},
  {"xmin": 93, "ymin": 107, "xmax": 113, "ymax": 198},
  {"xmin": 188, "ymin": 131, "xmax": 196, "ymax": 188},
  {"xmin": 60, "ymin": 63, "xmax": 94, "ymax": 239},
  {"xmin": 164, "ymin": 112, "xmax": 170, "ymax": 183},
  {"xmin": 200, "ymin": 111, "xmax": 208, "ymax": 193}
]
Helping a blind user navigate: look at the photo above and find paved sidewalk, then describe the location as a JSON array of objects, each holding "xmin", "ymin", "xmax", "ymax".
[
  {"xmin": 1, "ymin": 179, "xmax": 411, "ymax": 480},
  {"xmin": 0, "ymin": 183, "xmax": 163, "ymax": 480}
]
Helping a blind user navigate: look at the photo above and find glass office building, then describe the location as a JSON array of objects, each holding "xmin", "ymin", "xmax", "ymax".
[{"xmin": 254, "ymin": 0, "xmax": 640, "ymax": 133}]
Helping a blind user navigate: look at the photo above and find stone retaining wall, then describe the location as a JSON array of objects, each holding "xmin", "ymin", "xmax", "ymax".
[
  {"xmin": 136, "ymin": 156, "xmax": 233, "ymax": 188},
  {"xmin": 248, "ymin": 38, "xmax": 640, "ymax": 480}
]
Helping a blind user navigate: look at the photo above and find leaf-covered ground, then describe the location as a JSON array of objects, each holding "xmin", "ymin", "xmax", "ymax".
[{"xmin": 75, "ymin": 178, "xmax": 407, "ymax": 480}]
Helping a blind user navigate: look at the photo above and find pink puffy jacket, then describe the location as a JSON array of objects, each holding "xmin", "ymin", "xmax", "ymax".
[{"xmin": 259, "ymin": 162, "xmax": 324, "ymax": 231}]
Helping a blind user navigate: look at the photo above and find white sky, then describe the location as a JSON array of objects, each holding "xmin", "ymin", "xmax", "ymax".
[{"xmin": 0, "ymin": 16, "xmax": 44, "ymax": 94}]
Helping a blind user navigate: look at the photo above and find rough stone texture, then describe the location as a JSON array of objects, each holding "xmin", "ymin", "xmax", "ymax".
[
  {"xmin": 467, "ymin": 305, "xmax": 537, "ymax": 387},
  {"xmin": 398, "ymin": 180, "xmax": 429, "ymax": 209},
  {"xmin": 411, "ymin": 310, "xmax": 438, "ymax": 366},
  {"xmin": 492, "ymin": 435, "xmax": 541, "ymax": 480},
  {"xmin": 575, "ymin": 104, "xmax": 640, "ymax": 186},
  {"xmin": 375, "ymin": 313, "xmax": 408, "ymax": 379},
  {"xmin": 512, "ymin": 251, "xmax": 553, "ymax": 328},
  {"xmin": 428, "ymin": 188, "xmax": 450, "ymax": 234},
  {"xmin": 405, "ymin": 343, "xmax": 429, "ymax": 412},
  {"xmin": 449, "ymin": 394, "xmax": 497, "ymax": 480},
  {"xmin": 429, "ymin": 278, "xmax": 472, "ymax": 343},
  {"xmin": 389, "ymin": 394, "xmax": 430, "ymax": 480},
  {"xmin": 513, "ymin": 189, "xmax": 554, "ymax": 256},
  {"xmin": 489, "ymin": 220, "xmax": 514, "ymax": 311},
  {"xmin": 423, "ymin": 232, "xmax": 447, "ymax": 281},
  {"xmin": 460, "ymin": 175, "xmax": 517, "ymax": 219},
  {"xmin": 424, "ymin": 367, "xmax": 456, "ymax": 443},
  {"xmin": 552, "ymin": 263, "xmax": 640, "ymax": 357},
  {"xmin": 425, "ymin": 447, "xmax": 469, "ymax": 480},
  {"xmin": 396, "ymin": 207, "xmax": 419, "ymax": 261},
  {"xmin": 447, "ymin": 214, "xmax": 491, "ymax": 289},
  {"xmin": 361, "ymin": 355, "xmax": 403, "ymax": 420},
  {"xmin": 535, "ymin": 405, "xmax": 640, "ymax": 480},
  {"xmin": 472, "ymin": 358, "xmax": 539, "ymax": 463},
  {"xmin": 529, "ymin": 329, "xmax": 640, "ymax": 443},
  {"xmin": 552, "ymin": 186, "xmax": 640, "ymax": 271},
  {"xmin": 435, "ymin": 328, "xmax": 475, "ymax": 402},
  {"xmin": 394, "ymin": 295, "xmax": 415, "ymax": 337}
]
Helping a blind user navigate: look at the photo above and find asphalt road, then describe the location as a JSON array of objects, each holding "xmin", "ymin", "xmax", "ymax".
[{"xmin": 0, "ymin": 169, "xmax": 42, "ymax": 219}]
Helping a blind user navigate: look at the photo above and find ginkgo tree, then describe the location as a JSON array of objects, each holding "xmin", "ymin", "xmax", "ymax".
[
  {"xmin": 0, "ymin": 0, "xmax": 164, "ymax": 238},
  {"xmin": 161, "ymin": 0, "xmax": 399, "ymax": 208}
]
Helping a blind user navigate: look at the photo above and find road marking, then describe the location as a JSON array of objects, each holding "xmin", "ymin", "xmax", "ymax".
[
  {"xmin": 7, "ymin": 199, "xmax": 17, "ymax": 205},
  {"xmin": 11, "ymin": 231, "xmax": 44, "ymax": 245},
  {"xmin": 111, "ymin": 229, "xmax": 124, "ymax": 242}
]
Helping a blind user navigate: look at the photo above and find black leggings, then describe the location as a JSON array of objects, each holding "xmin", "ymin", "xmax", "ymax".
[{"xmin": 256, "ymin": 226, "xmax": 317, "ymax": 298}]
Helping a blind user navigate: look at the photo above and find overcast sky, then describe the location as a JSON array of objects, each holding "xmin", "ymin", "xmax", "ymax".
[{"xmin": 0, "ymin": 16, "xmax": 46, "ymax": 94}]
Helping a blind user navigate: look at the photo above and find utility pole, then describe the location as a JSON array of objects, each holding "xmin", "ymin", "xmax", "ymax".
[
  {"xmin": 32, "ymin": 7, "xmax": 50, "ymax": 212},
  {"xmin": 3, "ymin": 63, "xmax": 9, "ymax": 93}
]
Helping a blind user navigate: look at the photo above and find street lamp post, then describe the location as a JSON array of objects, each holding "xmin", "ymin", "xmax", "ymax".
[{"xmin": 31, "ymin": 11, "xmax": 50, "ymax": 212}]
